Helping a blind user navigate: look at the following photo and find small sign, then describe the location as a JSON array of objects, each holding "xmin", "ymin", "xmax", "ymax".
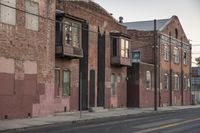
[{"xmin": 132, "ymin": 51, "xmax": 140, "ymax": 63}]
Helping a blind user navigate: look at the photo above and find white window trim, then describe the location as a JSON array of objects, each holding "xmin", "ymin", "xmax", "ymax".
[
  {"xmin": 164, "ymin": 44, "xmax": 169, "ymax": 61},
  {"xmin": 164, "ymin": 73, "xmax": 169, "ymax": 90}
]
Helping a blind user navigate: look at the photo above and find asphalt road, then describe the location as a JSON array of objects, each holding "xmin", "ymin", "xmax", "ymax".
[{"xmin": 4, "ymin": 108, "xmax": 200, "ymax": 133}]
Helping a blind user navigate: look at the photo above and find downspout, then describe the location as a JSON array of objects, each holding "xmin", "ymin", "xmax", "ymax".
[
  {"xmin": 169, "ymin": 33, "xmax": 172, "ymax": 106},
  {"xmin": 181, "ymin": 39, "xmax": 184, "ymax": 106}
]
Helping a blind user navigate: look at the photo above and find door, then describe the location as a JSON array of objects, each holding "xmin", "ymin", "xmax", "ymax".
[
  {"xmin": 89, "ymin": 69, "xmax": 95, "ymax": 107},
  {"xmin": 97, "ymin": 27, "xmax": 105, "ymax": 107},
  {"xmin": 79, "ymin": 23, "xmax": 89, "ymax": 110}
]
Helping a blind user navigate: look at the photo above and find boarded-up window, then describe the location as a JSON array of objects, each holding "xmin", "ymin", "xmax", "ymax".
[
  {"xmin": 0, "ymin": 0, "xmax": 16, "ymax": 25},
  {"xmin": 25, "ymin": 0, "xmax": 39, "ymax": 31}
]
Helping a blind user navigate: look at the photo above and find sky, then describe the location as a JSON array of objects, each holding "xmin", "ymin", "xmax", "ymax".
[{"xmin": 93, "ymin": 0, "xmax": 200, "ymax": 66}]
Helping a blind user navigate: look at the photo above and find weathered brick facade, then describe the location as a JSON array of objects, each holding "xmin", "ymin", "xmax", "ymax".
[
  {"xmin": 126, "ymin": 16, "xmax": 191, "ymax": 107},
  {"xmin": 56, "ymin": 1, "xmax": 130, "ymax": 110},
  {"xmin": 0, "ymin": 0, "xmax": 56, "ymax": 119}
]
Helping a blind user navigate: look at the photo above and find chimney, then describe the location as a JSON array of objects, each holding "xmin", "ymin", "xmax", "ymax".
[{"xmin": 119, "ymin": 16, "xmax": 123, "ymax": 23}]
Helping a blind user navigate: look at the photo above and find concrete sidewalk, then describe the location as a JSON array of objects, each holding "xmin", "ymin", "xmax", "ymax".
[{"xmin": 1, "ymin": 105, "xmax": 200, "ymax": 132}]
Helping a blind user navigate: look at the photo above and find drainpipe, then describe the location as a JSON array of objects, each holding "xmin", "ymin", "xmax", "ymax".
[
  {"xmin": 169, "ymin": 33, "xmax": 172, "ymax": 106},
  {"xmin": 181, "ymin": 39, "xmax": 184, "ymax": 106}
]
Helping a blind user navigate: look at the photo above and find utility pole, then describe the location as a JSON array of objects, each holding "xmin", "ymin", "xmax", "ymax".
[
  {"xmin": 80, "ymin": 72, "xmax": 82, "ymax": 118},
  {"xmin": 154, "ymin": 19, "xmax": 157, "ymax": 111}
]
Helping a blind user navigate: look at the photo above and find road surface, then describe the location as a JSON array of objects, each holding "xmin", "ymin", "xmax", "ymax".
[{"xmin": 4, "ymin": 108, "xmax": 200, "ymax": 133}]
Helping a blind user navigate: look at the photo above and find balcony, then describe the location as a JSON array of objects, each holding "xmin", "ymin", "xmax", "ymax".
[
  {"xmin": 111, "ymin": 56, "xmax": 131, "ymax": 66},
  {"xmin": 110, "ymin": 32, "xmax": 131, "ymax": 66},
  {"xmin": 56, "ymin": 44, "xmax": 83, "ymax": 59},
  {"xmin": 55, "ymin": 11, "xmax": 85, "ymax": 59}
]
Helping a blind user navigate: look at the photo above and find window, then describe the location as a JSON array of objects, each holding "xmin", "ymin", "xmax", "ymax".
[
  {"xmin": 55, "ymin": 69, "xmax": 60, "ymax": 97},
  {"xmin": 25, "ymin": 0, "xmax": 39, "ymax": 31},
  {"xmin": 0, "ymin": 0, "xmax": 16, "ymax": 25},
  {"xmin": 64, "ymin": 20, "xmax": 81, "ymax": 48},
  {"xmin": 184, "ymin": 76, "xmax": 187, "ymax": 90},
  {"xmin": 187, "ymin": 78, "xmax": 190, "ymax": 88},
  {"xmin": 163, "ymin": 73, "xmax": 169, "ymax": 89},
  {"xmin": 121, "ymin": 39, "xmax": 129, "ymax": 58},
  {"xmin": 146, "ymin": 71, "xmax": 151, "ymax": 90},
  {"xmin": 175, "ymin": 28, "xmax": 178, "ymax": 39},
  {"xmin": 174, "ymin": 74, "xmax": 179, "ymax": 90},
  {"xmin": 173, "ymin": 47, "xmax": 179, "ymax": 63},
  {"xmin": 111, "ymin": 74, "xmax": 116, "ymax": 96},
  {"xmin": 112, "ymin": 38, "xmax": 117, "ymax": 57},
  {"xmin": 63, "ymin": 70, "xmax": 70, "ymax": 96},
  {"xmin": 183, "ymin": 51, "xmax": 187, "ymax": 65},
  {"xmin": 164, "ymin": 44, "xmax": 169, "ymax": 61}
]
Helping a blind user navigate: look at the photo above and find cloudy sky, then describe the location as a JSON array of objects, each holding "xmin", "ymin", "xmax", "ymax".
[{"xmin": 93, "ymin": 0, "xmax": 200, "ymax": 66}]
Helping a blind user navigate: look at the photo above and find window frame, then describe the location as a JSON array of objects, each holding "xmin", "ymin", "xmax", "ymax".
[
  {"xmin": 63, "ymin": 69, "xmax": 71, "ymax": 97},
  {"xmin": 146, "ymin": 71, "xmax": 151, "ymax": 90},
  {"xmin": 183, "ymin": 51, "xmax": 187, "ymax": 65},
  {"xmin": 55, "ymin": 68, "xmax": 61, "ymax": 97},
  {"xmin": 163, "ymin": 73, "xmax": 169, "ymax": 90},
  {"xmin": 163, "ymin": 44, "xmax": 169, "ymax": 61},
  {"xmin": 173, "ymin": 47, "xmax": 179, "ymax": 64},
  {"xmin": 111, "ymin": 73, "xmax": 116, "ymax": 96},
  {"xmin": 174, "ymin": 74, "xmax": 179, "ymax": 90},
  {"xmin": 25, "ymin": 0, "xmax": 39, "ymax": 31},
  {"xmin": 63, "ymin": 19, "xmax": 81, "ymax": 48},
  {"xmin": 120, "ymin": 38, "xmax": 129, "ymax": 58},
  {"xmin": 111, "ymin": 37, "xmax": 118, "ymax": 57},
  {"xmin": 0, "ymin": 0, "xmax": 16, "ymax": 25}
]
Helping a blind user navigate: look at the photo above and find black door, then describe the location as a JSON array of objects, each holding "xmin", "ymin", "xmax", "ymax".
[
  {"xmin": 89, "ymin": 69, "xmax": 95, "ymax": 107},
  {"xmin": 97, "ymin": 27, "xmax": 105, "ymax": 107},
  {"xmin": 79, "ymin": 23, "xmax": 89, "ymax": 110}
]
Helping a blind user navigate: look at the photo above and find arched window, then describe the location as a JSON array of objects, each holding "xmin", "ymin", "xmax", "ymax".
[
  {"xmin": 175, "ymin": 28, "xmax": 178, "ymax": 39},
  {"xmin": 164, "ymin": 73, "xmax": 169, "ymax": 89},
  {"xmin": 63, "ymin": 70, "xmax": 71, "ymax": 96},
  {"xmin": 146, "ymin": 71, "xmax": 151, "ymax": 90},
  {"xmin": 174, "ymin": 74, "xmax": 179, "ymax": 90},
  {"xmin": 173, "ymin": 47, "xmax": 179, "ymax": 63}
]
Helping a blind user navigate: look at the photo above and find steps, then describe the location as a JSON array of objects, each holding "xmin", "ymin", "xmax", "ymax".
[{"xmin": 88, "ymin": 107, "xmax": 108, "ymax": 112}]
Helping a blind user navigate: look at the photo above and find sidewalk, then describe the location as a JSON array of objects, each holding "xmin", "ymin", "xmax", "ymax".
[{"xmin": 1, "ymin": 105, "xmax": 200, "ymax": 132}]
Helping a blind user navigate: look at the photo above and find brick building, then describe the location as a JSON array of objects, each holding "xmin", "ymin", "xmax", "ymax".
[
  {"xmin": 0, "ymin": 0, "xmax": 56, "ymax": 119},
  {"xmin": 56, "ymin": 0, "xmax": 131, "ymax": 111},
  {"xmin": 124, "ymin": 16, "xmax": 192, "ymax": 107}
]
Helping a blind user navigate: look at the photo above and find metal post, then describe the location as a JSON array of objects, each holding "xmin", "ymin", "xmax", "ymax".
[
  {"xmin": 80, "ymin": 72, "xmax": 82, "ymax": 118},
  {"xmin": 181, "ymin": 40, "xmax": 184, "ymax": 106},
  {"xmin": 154, "ymin": 19, "xmax": 157, "ymax": 111}
]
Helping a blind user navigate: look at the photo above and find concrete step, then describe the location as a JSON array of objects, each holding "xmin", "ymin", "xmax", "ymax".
[{"xmin": 88, "ymin": 107, "xmax": 108, "ymax": 112}]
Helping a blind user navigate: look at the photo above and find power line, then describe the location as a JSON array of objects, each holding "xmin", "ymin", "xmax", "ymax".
[{"xmin": 0, "ymin": 2, "xmax": 197, "ymax": 54}]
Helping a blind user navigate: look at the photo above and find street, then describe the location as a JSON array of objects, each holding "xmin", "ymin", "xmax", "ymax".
[{"xmin": 4, "ymin": 108, "xmax": 200, "ymax": 133}]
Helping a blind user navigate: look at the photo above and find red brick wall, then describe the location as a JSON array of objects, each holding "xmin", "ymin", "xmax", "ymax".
[
  {"xmin": 0, "ymin": 0, "xmax": 55, "ymax": 119},
  {"xmin": 128, "ymin": 30, "xmax": 154, "ymax": 64},
  {"xmin": 57, "ymin": 1, "xmax": 128, "ymax": 109},
  {"xmin": 55, "ymin": 58, "xmax": 80, "ymax": 111},
  {"xmin": 139, "ymin": 63, "xmax": 155, "ymax": 108}
]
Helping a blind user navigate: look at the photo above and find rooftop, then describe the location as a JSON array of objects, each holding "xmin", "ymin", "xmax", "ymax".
[{"xmin": 123, "ymin": 18, "xmax": 171, "ymax": 31}]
